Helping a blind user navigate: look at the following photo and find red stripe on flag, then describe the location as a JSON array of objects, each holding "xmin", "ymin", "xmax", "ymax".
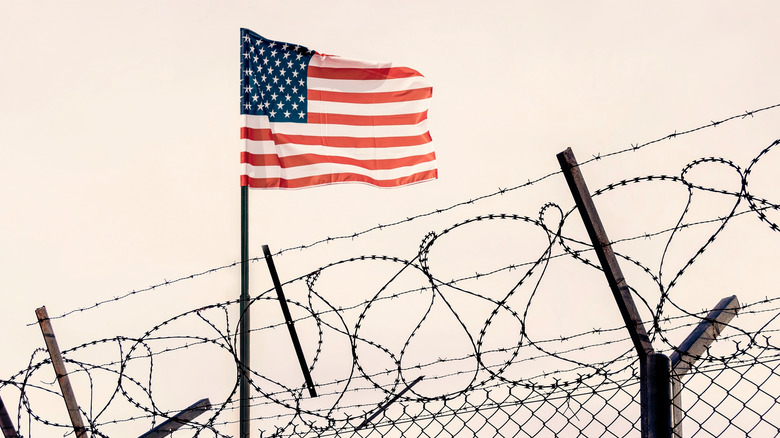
[
  {"xmin": 244, "ymin": 169, "xmax": 438, "ymax": 189},
  {"xmin": 241, "ymin": 151, "xmax": 436, "ymax": 170},
  {"xmin": 269, "ymin": 132, "xmax": 432, "ymax": 148},
  {"xmin": 307, "ymin": 65, "xmax": 422, "ymax": 80},
  {"xmin": 307, "ymin": 111, "xmax": 427, "ymax": 126},
  {"xmin": 308, "ymin": 87, "xmax": 432, "ymax": 104},
  {"xmin": 241, "ymin": 127, "xmax": 272, "ymax": 141},
  {"xmin": 241, "ymin": 127, "xmax": 432, "ymax": 148}
]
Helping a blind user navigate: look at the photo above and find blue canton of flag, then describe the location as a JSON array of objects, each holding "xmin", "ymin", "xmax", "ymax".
[{"xmin": 241, "ymin": 29, "xmax": 314, "ymax": 122}]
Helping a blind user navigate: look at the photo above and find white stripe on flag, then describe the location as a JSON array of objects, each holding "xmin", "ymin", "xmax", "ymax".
[
  {"xmin": 307, "ymin": 76, "xmax": 430, "ymax": 94},
  {"xmin": 306, "ymin": 99, "xmax": 429, "ymax": 116},
  {"xmin": 244, "ymin": 139, "xmax": 435, "ymax": 160},
  {"xmin": 242, "ymin": 115, "xmax": 430, "ymax": 138}
]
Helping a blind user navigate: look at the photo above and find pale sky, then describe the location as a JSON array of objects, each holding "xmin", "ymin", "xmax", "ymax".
[{"xmin": 1, "ymin": 2, "xmax": 779, "ymax": 436}]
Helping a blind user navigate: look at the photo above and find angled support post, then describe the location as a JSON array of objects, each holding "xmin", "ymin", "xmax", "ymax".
[
  {"xmin": 356, "ymin": 376, "xmax": 424, "ymax": 431},
  {"xmin": 669, "ymin": 295, "xmax": 740, "ymax": 438},
  {"xmin": 138, "ymin": 398, "xmax": 211, "ymax": 438},
  {"xmin": 35, "ymin": 306, "xmax": 89, "ymax": 438},
  {"xmin": 0, "ymin": 395, "xmax": 19, "ymax": 438},
  {"xmin": 262, "ymin": 245, "xmax": 317, "ymax": 398},
  {"xmin": 557, "ymin": 148, "xmax": 654, "ymax": 358},
  {"xmin": 557, "ymin": 148, "xmax": 670, "ymax": 438}
]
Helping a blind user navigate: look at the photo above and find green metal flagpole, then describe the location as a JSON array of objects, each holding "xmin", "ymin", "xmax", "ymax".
[{"xmin": 240, "ymin": 185, "xmax": 250, "ymax": 438}]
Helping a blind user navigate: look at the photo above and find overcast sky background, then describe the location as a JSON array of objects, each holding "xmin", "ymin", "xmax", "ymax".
[{"xmin": 2, "ymin": 2, "xmax": 780, "ymax": 436}]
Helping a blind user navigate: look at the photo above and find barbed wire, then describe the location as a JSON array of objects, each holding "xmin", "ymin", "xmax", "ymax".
[
  {"xmin": 3, "ymin": 106, "xmax": 780, "ymax": 436},
  {"xmin": 39, "ymin": 102, "xmax": 780, "ymax": 323}
]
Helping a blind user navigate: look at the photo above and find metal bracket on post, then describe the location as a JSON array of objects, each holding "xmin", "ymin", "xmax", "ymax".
[
  {"xmin": 35, "ymin": 306, "xmax": 90, "ymax": 438},
  {"xmin": 262, "ymin": 245, "xmax": 318, "ymax": 398},
  {"xmin": 557, "ymin": 148, "xmax": 670, "ymax": 438},
  {"xmin": 669, "ymin": 295, "xmax": 740, "ymax": 438},
  {"xmin": 138, "ymin": 398, "xmax": 211, "ymax": 438}
]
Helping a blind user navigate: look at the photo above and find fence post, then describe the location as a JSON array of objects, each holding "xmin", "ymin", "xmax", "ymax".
[
  {"xmin": 35, "ymin": 306, "xmax": 89, "ymax": 438},
  {"xmin": 645, "ymin": 353, "xmax": 672, "ymax": 438},
  {"xmin": 557, "ymin": 148, "xmax": 670, "ymax": 438}
]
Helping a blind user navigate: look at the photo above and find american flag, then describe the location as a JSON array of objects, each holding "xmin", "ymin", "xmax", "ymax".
[{"xmin": 240, "ymin": 28, "xmax": 437, "ymax": 189}]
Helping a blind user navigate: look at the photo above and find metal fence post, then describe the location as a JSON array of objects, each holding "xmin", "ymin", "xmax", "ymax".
[
  {"xmin": 558, "ymin": 147, "xmax": 672, "ymax": 438},
  {"xmin": 644, "ymin": 353, "xmax": 672, "ymax": 438}
]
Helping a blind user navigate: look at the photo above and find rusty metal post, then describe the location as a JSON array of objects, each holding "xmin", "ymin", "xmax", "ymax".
[
  {"xmin": 0, "ymin": 395, "xmax": 19, "ymax": 438},
  {"xmin": 35, "ymin": 306, "xmax": 89, "ymax": 438}
]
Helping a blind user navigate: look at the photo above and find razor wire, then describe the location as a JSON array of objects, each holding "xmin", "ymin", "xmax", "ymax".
[{"xmin": 1, "ymin": 112, "xmax": 780, "ymax": 436}]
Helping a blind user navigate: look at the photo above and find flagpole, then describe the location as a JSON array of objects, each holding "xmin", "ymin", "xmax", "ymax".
[{"xmin": 240, "ymin": 185, "xmax": 250, "ymax": 438}]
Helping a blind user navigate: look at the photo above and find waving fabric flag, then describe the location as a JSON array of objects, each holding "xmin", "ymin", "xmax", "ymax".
[{"xmin": 240, "ymin": 28, "xmax": 437, "ymax": 189}]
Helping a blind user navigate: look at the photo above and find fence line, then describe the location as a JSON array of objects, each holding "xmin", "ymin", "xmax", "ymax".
[
  {"xmin": 2, "ymin": 110, "xmax": 779, "ymax": 436},
  {"xmin": 38, "ymin": 103, "xmax": 780, "ymax": 324}
]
